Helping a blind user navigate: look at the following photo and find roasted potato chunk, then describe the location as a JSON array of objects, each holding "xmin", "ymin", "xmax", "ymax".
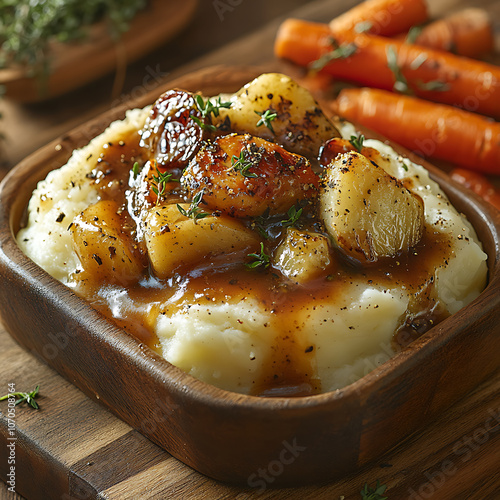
[
  {"xmin": 320, "ymin": 151, "xmax": 424, "ymax": 262},
  {"xmin": 71, "ymin": 200, "xmax": 145, "ymax": 285},
  {"xmin": 274, "ymin": 228, "xmax": 333, "ymax": 283},
  {"xmin": 181, "ymin": 134, "xmax": 319, "ymax": 217},
  {"xmin": 215, "ymin": 73, "xmax": 340, "ymax": 157},
  {"xmin": 144, "ymin": 204, "xmax": 260, "ymax": 278}
]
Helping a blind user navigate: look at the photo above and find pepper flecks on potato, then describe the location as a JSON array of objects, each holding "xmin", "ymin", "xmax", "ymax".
[
  {"xmin": 182, "ymin": 134, "xmax": 319, "ymax": 218},
  {"xmin": 320, "ymin": 151, "xmax": 425, "ymax": 262}
]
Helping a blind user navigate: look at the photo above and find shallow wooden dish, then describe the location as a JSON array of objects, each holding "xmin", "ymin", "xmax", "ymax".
[
  {"xmin": 0, "ymin": 66, "xmax": 499, "ymax": 487},
  {"xmin": 0, "ymin": 0, "xmax": 197, "ymax": 103}
]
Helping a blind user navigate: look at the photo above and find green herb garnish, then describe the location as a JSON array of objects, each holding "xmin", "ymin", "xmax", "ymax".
[
  {"xmin": 177, "ymin": 190, "xmax": 210, "ymax": 223},
  {"xmin": 281, "ymin": 204, "xmax": 303, "ymax": 228},
  {"xmin": 349, "ymin": 134, "xmax": 365, "ymax": 152},
  {"xmin": 246, "ymin": 242, "xmax": 271, "ymax": 269},
  {"xmin": 0, "ymin": 1, "xmax": 146, "ymax": 78},
  {"xmin": 192, "ymin": 95, "xmax": 231, "ymax": 131},
  {"xmin": 360, "ymin": 480, "xmax": 388, "ymax": 500},
  {"xmin": 253, "ymin": 208, "xmax": 271, "ymax": 239},
  {"xmin": 354, "ymin": 21, "xmax": 373, "ymax": 33},
  {"xmin": 309, "ymin": 39, "xmax": 357, "ymax": 71},
  {"xmin": 255, "ymin": 109, "xmax": 278, "ymax": 133},
  {"xmin": 386, "ymin": 45, "xmax": 411, "ymax": 95},
  {"xmin": 152, "ymin": 166, "xmax": 178, "ymax": 204},
  {"xmin": 416, "ymin": 80, "xmax": 451, "ymax": 92},
  {"xmin": 132, "ymin": 161, "xmax": 141, "ymax": 179},
  {"xmin": 405, "ymin": 26, "xmax": 423, "ymax": 44},
  {"xmin": 0, "ymin": 385, "xmax": 40, "ymax": 410},
  {"xmin": 230, "ymin": 149, "xmax": 260, "ymax": 178}
]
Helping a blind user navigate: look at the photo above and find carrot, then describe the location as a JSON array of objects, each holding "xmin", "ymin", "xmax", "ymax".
[
  {"xmin": 274, "ymin": 19, "xmax": 500, "ymax": 119},
  {"xmin": 450, "ymin": 168, "xmax": 500, "ymax": 211},
  {"xmin": 334, "ymin": 87, "xmax": 500, "ymax": 175},
  {"xmin": 330, "ymin": 0, "xmax": 428, "ymax": 37},
  {"xmin": 401, "ymin": 8, "xmax": 495, "ymax": 58}
]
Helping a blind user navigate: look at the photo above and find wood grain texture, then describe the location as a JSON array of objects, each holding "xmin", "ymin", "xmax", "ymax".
[{"xmin": 1, "ymin": 327, "xmax": 499, "ymax": 499}]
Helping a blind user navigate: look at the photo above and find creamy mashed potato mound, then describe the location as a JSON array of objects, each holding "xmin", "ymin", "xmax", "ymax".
[{"xmin": 18, "ymin": 74, "xmax": 488, "ymax": 396}]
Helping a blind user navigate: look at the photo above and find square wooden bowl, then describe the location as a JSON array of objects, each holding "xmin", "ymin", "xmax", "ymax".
[{"xmin": 0, "ymin": 66, "xmax": 499, "ymax": 487}]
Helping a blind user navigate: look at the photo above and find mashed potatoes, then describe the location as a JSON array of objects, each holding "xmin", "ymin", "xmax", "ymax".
[{"xmin": 17, "ymin": 74, "xmax": 488, "ymax": 395}]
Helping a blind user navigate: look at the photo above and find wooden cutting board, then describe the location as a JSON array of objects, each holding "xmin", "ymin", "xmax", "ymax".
[
  {"xmin": 1, "ymin": 328, "xmax": 499, "ymax": 499},
  {"xmin": 1, "ymin": 0, "xmax": 500, "ymax": 498}
]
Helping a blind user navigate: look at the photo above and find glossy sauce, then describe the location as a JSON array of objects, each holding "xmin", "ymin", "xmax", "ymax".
[{"xmin": 72, "ymin": 129, "xmax": 453, "ymax": 397}]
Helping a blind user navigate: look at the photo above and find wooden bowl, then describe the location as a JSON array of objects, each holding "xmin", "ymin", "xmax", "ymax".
[
  {"xmin": 0, "ymin": 0, "xmax": 197, "ymax": 103},
  {"xmin": 0, "ymin": 66, "xmax": 499, "ymax": 487}
]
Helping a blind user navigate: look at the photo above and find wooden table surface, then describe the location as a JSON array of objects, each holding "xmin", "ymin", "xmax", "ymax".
[{"xmin": 1, "ymin": 0, "xmax": 499, "ymax": 499}]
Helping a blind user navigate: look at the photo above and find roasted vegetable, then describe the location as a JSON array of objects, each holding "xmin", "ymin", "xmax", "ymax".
[
  {"xmin": 320, "ymin": 151, "xmax": 424, "ymax": 262},
  {"xmin": 181, "ymin": 134, "xmax": 319, "ymax": 217},
  {"xmin": 144, "ymin": 204, "xmax": 260, "ymax": 278},
  {"xmin": 274, "ymin": 228, "xmax": 333, "ymax": 283},
  {"xmin": 70, "ymin": 200, "xmax": 145, "ymax": 285},
  {"xmin": 215, "ymin": 73, "xmax": 340, "ymax": 157}
]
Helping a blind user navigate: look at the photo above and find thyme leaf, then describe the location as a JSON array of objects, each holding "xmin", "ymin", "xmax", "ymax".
[
  {"xmin": 360, "ymin": 480, "xmax": 388, "ymax": 500},
  {"xmin": 255, "ymin": 109, "xmax": 278, "ymax": 133},
  {"xmin": 405, "ymin": 25, "xmax": 423, "ymax": 44},
  {"xmin": 309, "ymin": 39, "xmax": 357, "ymax": 71},
  {"xmin": 281, "ymin": 204, "xmax": 303, "ymax": 228},
  {"xmin": 152, "ymin": 166, "xmax": 178, "ymax": 205},
  {"xmin": 192, "ymin": 95, "xmax": 231, "ymax": 131},
  {"xmin": 230, "ymin": 149, "xmax": 260, "ymax": 178},
  {"xmin": 246, "ymin": 242, "xmax": 271, "ymax": 269},
  {"xmin": 349, "ymin": 133, "xmax": 365, "ymax": 152},
  {"xmin": 0, "ymin": 385, "xmax": 40, "ymax": 410},
  {"xmin": 386, "ymin": 45, "xmax": 412, "ymax": 95},
  {"xmin": 177, "ymin": 190, "xmax": 210, "ymax": 223}
]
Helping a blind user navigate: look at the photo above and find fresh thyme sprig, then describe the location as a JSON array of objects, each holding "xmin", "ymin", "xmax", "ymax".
[
  {"xmin": 253, "ymin": 207, "xmax": 271, "ymax": 239},
  {"xmin": 349, "ymin": 133, "xmax": 365, "ymax": 152},
  {"xmin": 177, "ymin": 190, "xmax": 210, "ymax": 223},
  {"xmin": 255, "ymin": 109, "xmax": 278, "ymax": 133},
  {"xmin": 0, "ymin": 385, "xmax": 40, "ymax": 410},
  {"xmin": 192, "ymin": 95, "xmax": 231, "ymax": 131},
  {"xmin": 360, "ymin": 480, "xmax": 388, "ymax": 500},
  {"xmin": 386, "ymin": 45, "xmax": 411, "ymax": 95},
  {"xmin": 309, "ymin": 39, "xmax": 357, "ymax": 72},
  {"xmin": 246, "ymin": 242, "xmax": 271, "ymax": 269},
  {"xmin": 230, "ymin": 149, "xmax": 260, "ymax": 178},
  {"xmin": 281, "ymin": 204, "xmax": 303, "ymax": 228},
  {"xmin": 152, "ymin": 166, "xmax": 178, "ymax": 205}
]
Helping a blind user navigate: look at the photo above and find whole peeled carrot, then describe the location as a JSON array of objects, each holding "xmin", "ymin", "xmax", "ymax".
[
  {"xmin": 274, "ymin": 18, "xmax": 500, "ymax": 119},
  {"xmin": 450, "ymin": 169, "xmax": 500, "ymax": 211},
  {"xmin": 330, "ymin": 0, "xmax": 428, "ymax": 36},
  {"xmin": 402, "ymin": 8, "xmax": 495, "ymax": 58},
  {"xmin": 334, "ymin": 87, "xmax": 500, "ymax": 175}
]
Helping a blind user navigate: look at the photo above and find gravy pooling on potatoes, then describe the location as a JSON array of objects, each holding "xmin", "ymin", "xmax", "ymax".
[
  {"xmin": 19, "ymin": 74, "xmax": 487, "ymax": 396},
  {"xmin": 70, "ymin": 116, "xmax": 451, "ymax": 397}
]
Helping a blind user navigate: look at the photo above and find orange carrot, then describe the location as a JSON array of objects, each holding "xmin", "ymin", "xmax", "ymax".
[
  {"xmin": 330, "ymin": 0, "xmax": 429, "ymax": 36},
  {"xmin": 450, "ymin": 168, "xmax": 500, "ymax": 210},
  {"xmin": 334, "ymin": 87, "xmax": 500, "ymax": 175},
  {"xmin": 274, "ymin": 19, "xmax": 500, "ymax": 119},
  {"xmin": 401, "ymin": 8, "xmax": 495, "ymax": 58}
]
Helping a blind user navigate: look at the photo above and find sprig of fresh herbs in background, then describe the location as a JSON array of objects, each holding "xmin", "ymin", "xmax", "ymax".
[
  {"xmin": 0, "ymin": 0, "xmax": 147, "ymax": 77},
  {"xmin": 0, "ymin": 385, "xmax": 40, "ymax": 410}
]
